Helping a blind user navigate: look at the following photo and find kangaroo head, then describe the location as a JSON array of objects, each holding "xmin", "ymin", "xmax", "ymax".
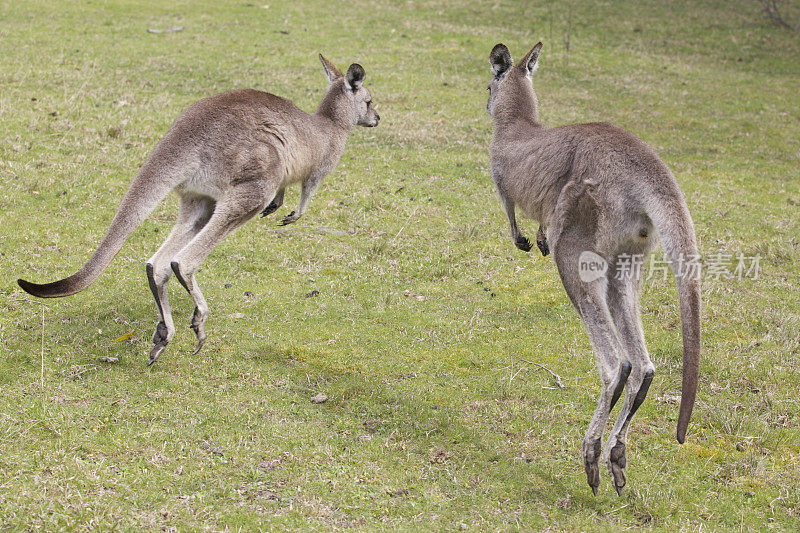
[
  {"xmin": 486, "ymin": 42, "xmax": 542, "ymax": 121},
  {"xmin": 318, "ymin": 54, "xmax": 380, "ymax": 128}
]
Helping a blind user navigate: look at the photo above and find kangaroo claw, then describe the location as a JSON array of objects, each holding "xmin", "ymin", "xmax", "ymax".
[
  {"xmin": 148, "ymin": 342, "xmax": 166, "ymax": 366},
  {"xmin": 536, "ymin": 226, "xmax": 549, "ymax": 256},
  {"xmin": 260, "ymin": 202, "xmax": 279, "ymax": 217},
  {"xmin": 536, "ymin": 237, "xmax": 549, "ymax": 256},
  {"xmin": 514, "ymin": 235, "xmax": 532, "ymax": 252},
  {"xmin": 609, "ymin": 441, "xmax": 627, "ymax": 496},
  {"xmin": 192, "ymin": 338, "xmax": 206, "ymax": 355},
  {"xmin": 190, "ymin": 307, "xmax": 207, "ymax": 354},
  {"xmin": 279, "ymin": 211, "xmax": 299, "ymax": 226},
  {"xmin": 586, "ymin": 461, "xmax": 600, "ymax": 496},
  {"xmin": 583, "ymin": 438, "xmax": 601, "ymax": 495},
  {"xmin": 148, "ymin": 321, "xmax": 171, "ymax": 365}
]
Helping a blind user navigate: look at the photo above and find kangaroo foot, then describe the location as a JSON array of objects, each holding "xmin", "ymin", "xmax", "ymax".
[
  {"xmin": 514, "ymin": 234, "xmax": 532, "ymax": 252},
  {"xmin": 583, "ymin": 438, "xmax": 602, "ymax": 495},
  {"xmin": 279, "ymin": 210, "xmax": 300, "ymax": 226},
  {"xmin": 608, "ymin": 441, "xmax": 627, "ymax": 496},
  {"xmin": 148, "ymin": 321, "xmax": 171, "ymax": 366},
  {"xmin": 190, "ymin": 307, "xmax": 207, "ymax": 355}
]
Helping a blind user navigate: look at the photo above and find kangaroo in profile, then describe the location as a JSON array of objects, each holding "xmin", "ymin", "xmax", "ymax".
[
  {"xmin": 18, "ymin": 54, "xmax": 380, "ymax": 365},
  {"xmin": 487, "ymin": 43, "xmax": 700, "ymax": 495}
]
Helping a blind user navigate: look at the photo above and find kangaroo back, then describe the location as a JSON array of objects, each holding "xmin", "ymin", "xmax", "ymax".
[{"xmin": 17, "ymin": 152, "xmax": 179, "ymax": 298}]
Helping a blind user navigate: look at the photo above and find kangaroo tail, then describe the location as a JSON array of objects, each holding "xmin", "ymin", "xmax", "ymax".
[
  {"xmin": 646, "ymin": 183, "xmax": 701, "ymax": 444},
  {"xmin": 17, "ymin": 159, "xmax": 177, "ymax": 298}
]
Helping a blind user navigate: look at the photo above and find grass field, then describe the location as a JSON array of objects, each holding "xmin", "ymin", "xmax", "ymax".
[{"xmin": 1, "ymin": 0, "xmax": 799, "ymax": 530}]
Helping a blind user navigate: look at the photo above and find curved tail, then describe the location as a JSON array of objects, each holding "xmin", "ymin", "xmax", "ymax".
[
  {"xmin": 646, "ymin": 186, "xmax": 702, "ymax": 444},
  {"xmin": 17, "ymin": 161, "xmax": 177, "ymax": 298}
]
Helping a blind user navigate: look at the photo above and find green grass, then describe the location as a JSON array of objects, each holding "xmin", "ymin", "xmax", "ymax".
[{"xmin": 1, "ymin": 0, "xmax": 799, "ymax": 530}]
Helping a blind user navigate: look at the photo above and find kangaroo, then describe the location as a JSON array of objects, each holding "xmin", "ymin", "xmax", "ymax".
[
  {"xmin": 17, "ymin": 54, "xmax": 380, "ymax": 365},
  {"xmin": 487, "ymin": 43, "xmax": 700, "ymax": 495}
]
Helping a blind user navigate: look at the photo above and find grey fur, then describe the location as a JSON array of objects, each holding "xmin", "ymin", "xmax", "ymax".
[
  {"xmin": 18, "ymin": 54, "xmax": 380, "ymax": 364},
  {"xmin": 487, "ymin": 43, "xmax": 701, "ymax": 495}
]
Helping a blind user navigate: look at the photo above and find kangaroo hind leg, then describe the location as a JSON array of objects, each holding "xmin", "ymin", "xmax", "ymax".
[
  {"xmin": 146, "ymin": 194, "xmax": 215, "ymax": 365},
  {"xmin": 604, "ymin": 268, "xmax": 655, "ymax": 495},
  {"xmin": 170, "ymin": 184, "xmax": 269, "ymax": 355},
  {"xmin": 553, "ymin": 234, "xmax": 628, "ymax": 496}
]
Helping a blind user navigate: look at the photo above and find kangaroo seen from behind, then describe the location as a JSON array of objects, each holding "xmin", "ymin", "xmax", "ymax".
[
  {"xmin": 487, "ymin": 43, "xmax": 700, "ymax": 495},
  {"xmin": 18, "ymin": 54, "xmax": 379, "ymax": 365}
]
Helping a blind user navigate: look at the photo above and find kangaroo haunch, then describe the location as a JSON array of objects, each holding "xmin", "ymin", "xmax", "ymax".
[
  {"xmin": 18, "ymin": 54, "xmax": 380, "ymax": 365},
  {"xmin": 487, "ymin": 42, "xmax": 700, "ymax": 496}
]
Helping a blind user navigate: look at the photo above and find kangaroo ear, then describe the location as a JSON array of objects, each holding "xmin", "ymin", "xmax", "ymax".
[
  {"xmin": 520, "ymin": 42, "xmax": 543, "ymax": 78},
  {"xmin": 345, "ymin": 63, "xmax": 365, "ymax": 92},
  {"xmin": 490, "ymin": 43, "xmax": 512, "ymax": 78},
  {"xmin": 319, "ymin": 54, "xmax": 342, "ymax": 83}
]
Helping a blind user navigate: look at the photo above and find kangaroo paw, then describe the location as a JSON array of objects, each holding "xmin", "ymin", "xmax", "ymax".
[
  {"xmin": 260, "ymin": 202, "xmax": 280, "ymax": 217},
  {"xmin": 583, "ymin": 438, "xmax": 602, "ymax": 495},
  {"xmin": 536, "ymin": 237, "xmax": 549, "ymax": 256},
  {"xmin": 514, "ymin": 235, "xmax": 532, "ymax": 252},
  {"xmin": 536, "ymin": 226, "xmax": 549, "ymax": 256},
  {"xmin": 279, "ymin": 210, "xmax": 300, "ymax": 226},
  {"xmin": 190, "ymin": 307, "xmax": 207, "ymax": 355},
  {"xmin": 608, "ymin": 441, "xmax": 627, "ymax": 496}
]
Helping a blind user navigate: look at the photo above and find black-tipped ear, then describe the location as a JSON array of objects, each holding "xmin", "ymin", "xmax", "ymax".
[
  {"xmin": 520, "ymin": 42, "xmax": 543, "ymax": 77},
  {"xmin": 490, "ymin": 43, "xmax": 512, "ymax": 78},
  {"xmin": 345, "ymin": 63, "xmax": 365, "ymax": 91},
  {"xmin": 319, "ymin": 54, "xmax": 342, "ymax": 83}
]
